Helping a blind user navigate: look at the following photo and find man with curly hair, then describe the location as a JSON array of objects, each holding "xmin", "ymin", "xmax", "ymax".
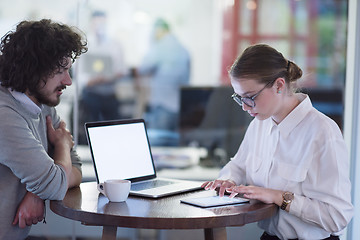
[{"xmin": 0, "ymin": 19, "xmax": 87, "ymax": 239}]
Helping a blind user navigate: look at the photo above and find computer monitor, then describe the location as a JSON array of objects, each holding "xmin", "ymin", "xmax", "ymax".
[
  {"xmin": 301, "ymin": 87, "xmax": 343, "ymax": 131},
  {"xmin": 179, "ymin": 86, "xmax": 253, "ymax": 166}
]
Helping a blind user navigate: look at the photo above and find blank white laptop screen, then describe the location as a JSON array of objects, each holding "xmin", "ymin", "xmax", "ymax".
[{"xmin": 86, "ymin": 122, "xmax": 155, "ymax": 183}]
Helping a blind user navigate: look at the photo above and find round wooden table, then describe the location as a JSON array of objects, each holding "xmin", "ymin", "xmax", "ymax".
[{"xmin": 50, "ymin": 182, "xmax": 277, "ymax": 240}]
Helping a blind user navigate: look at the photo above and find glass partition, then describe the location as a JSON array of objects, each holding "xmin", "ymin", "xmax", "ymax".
[{"xmin": 0, "ymin": 0, "xmax": 348, "ymax": 161}]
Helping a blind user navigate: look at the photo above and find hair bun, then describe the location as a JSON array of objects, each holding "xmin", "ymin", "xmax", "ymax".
[{"xmin": 287, "ymin": 60, "xmax": 302, "ymax": 82}]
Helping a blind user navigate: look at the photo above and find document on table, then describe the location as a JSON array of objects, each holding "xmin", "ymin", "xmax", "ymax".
[{"xmin": 181, "ymin": 195, "xmax": 249, "ymax": 208}]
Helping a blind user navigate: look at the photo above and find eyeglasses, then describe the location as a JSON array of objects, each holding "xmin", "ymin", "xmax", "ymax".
[{"xmin": 231, "ymin": 80, "xmax": 274, "ymax": 108}]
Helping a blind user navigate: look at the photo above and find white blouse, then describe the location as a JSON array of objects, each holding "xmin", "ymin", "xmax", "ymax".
[{"xmin": 219, "ymin": 93, "xmax": 353, "ymax": 239}]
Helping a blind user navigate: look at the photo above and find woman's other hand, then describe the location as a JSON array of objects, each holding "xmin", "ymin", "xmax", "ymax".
[{"xmin": 226, "ymin": 185, "xmax": 283, "ymax": 205}]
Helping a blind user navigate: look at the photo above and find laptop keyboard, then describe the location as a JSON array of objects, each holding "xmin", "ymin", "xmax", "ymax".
[{"xmin": 131, "ymin": 179, "xmax": 175, "ymax": 191}]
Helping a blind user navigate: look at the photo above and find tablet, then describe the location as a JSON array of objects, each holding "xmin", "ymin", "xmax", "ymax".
[{"xmin": 180, "ymin": 195, "xmax": 249, "ymax": 208}]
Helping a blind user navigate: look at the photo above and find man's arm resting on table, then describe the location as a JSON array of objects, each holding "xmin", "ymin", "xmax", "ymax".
[
  {"xmin": 68, "ymin": 165, "xmax": 82, "ymax": 188},
  {"xmin": 12, "ymin": 117, "xmax": 82, "ymax": 228},
  {"xmin": 12, "ymin": 192, "xmax": 45, "ymax": 228},
  {"xmin": 13, "ymin": 166, "xmax": 82, "ymax": 228}
]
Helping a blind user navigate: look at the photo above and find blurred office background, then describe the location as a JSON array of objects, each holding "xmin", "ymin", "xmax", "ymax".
[{"xmin": 0, "ymin": 0, "xmax": 358, "ymax": 239}]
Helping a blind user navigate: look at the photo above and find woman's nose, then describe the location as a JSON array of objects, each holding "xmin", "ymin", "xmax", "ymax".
[{"xmin": 242, "ymin": 103, "xmax": 251, "ymax": 111}]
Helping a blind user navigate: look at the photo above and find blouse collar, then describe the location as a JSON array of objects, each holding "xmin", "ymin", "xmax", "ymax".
[{"xmin": 269, "ymin": 93, "xmax": 312, "ymax": 138}]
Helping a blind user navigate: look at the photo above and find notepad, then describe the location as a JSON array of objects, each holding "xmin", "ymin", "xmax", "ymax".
[{"xmin": 180, "ymin": 195, "xmax": 249, "ymax": 208}]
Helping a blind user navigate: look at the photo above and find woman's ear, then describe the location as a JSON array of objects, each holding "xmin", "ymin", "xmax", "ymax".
[{"xmin": 275, "ymin": 78, "xmax": 286, "ymax": 93}]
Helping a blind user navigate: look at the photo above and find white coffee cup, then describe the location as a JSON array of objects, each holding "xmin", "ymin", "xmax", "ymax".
[{"xmin": 97, "ymin": 179, "xmax": 131, "ymax": 202}]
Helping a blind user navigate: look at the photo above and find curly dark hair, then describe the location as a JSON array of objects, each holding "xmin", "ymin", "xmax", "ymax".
[{"xmin": 0, "ymin": 19, "xmax": 88, "ymax": 93}]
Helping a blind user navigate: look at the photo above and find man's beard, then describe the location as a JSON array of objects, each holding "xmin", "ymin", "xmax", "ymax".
[{"xmin": 32, "ymin": 85, "xmax": 65, "ymax": 107}]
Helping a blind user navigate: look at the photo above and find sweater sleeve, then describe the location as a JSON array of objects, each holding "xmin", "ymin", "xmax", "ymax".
[{"xmin": 0, "ymin": 107, "xmax": 68, "ymax": 200}]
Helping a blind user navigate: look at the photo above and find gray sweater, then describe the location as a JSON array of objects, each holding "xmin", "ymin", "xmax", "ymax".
[{"xmin": 0, "ymin": 86, "xmax": 82, "ymax": 239}]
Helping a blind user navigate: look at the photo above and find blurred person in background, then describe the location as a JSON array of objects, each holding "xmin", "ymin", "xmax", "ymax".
[
  {"xmin": 76, "ymin": 10, "xmax": 127, "ymax": 144},
  {"xmin": 136, "ymin": 18, "xmax": 190, "ymax": 135}
]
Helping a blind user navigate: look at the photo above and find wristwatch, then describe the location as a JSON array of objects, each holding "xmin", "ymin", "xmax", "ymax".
[{"xmin": 280, "ymin": 192, "xmax": 294, "ymax": 210}]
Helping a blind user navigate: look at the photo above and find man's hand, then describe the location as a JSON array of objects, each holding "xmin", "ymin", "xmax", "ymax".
[
  {"xmin": 13, "ymin": 192, "xmax": 45, "ymax": 228},
  {"xmin": 46, "ymin": 115, "xmax": 74, "ymax": 188},
  {"xmin": 46, "ymin": 116, "xmax": 74, "ymax": 151}
]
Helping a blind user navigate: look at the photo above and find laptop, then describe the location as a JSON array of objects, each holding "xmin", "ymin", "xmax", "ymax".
[{"xmin": 84, "ymin": 119, "xmax": 203, "ymax": 198}]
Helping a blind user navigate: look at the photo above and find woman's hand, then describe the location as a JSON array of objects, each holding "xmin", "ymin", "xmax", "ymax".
[
  {"xmin": 201, "ymin": 179, "xmax": 236, "ymax": 197},
  {"xmin": 226, "ymin": 185, "xmax": 283, "ymax": 205}
]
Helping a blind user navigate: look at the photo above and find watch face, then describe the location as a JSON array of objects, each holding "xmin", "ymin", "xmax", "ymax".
[
  {"xmin": 283, "ymin": 192, "xmax": 294, "ymax": 201},
  {"xmin": 281, "ymin": 192, "xmax": 294, "ymax": 210}
]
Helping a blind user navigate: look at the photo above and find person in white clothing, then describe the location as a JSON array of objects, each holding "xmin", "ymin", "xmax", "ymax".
[{"xmin": 202, "ymin": 44, "xmax": 353, "ymax": 240}]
